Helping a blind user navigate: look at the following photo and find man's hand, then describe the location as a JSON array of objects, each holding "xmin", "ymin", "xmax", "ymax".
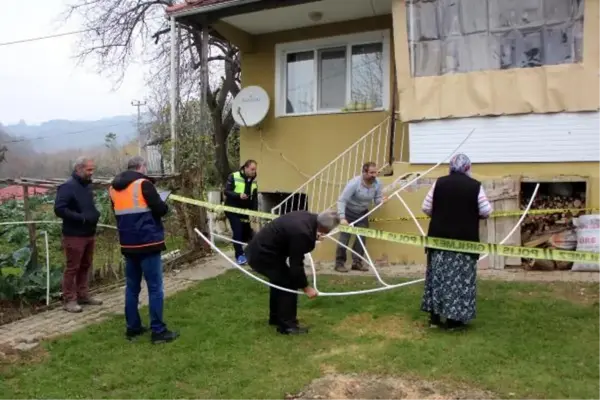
[
  {"xmin": 240, "ymin": 193, "xmax": 249, "ymax": 200},
  {"xmin": 303, "ymin": 286, "xmax": 318, "ymax": 299},
  {"xmin": 382, "ymin": 196, "xmax": 389, "ymax": 203},
  {"xmin": 340, "ymin": 218, "xmax": 349, "ymax": 225}
]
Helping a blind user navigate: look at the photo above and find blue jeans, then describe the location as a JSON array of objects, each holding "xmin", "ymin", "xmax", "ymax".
[{"xmin": 125, "ymin": 253, "xmax": 166, "ymax": 334}]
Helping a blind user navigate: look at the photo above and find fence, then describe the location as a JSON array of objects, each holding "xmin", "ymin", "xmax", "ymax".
[{"xmin": 0, "ymin": 191, "xmax": 189, "ymax": 325}]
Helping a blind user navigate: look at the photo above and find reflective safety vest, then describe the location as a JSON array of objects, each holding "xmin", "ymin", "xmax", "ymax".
[
  {"xmin": 232, "ymin": 171, "xmax": 257, "ymax": 196},
  {"xmin": 108, "ymin": 179, "xmax": 165, "ymax": 250}
]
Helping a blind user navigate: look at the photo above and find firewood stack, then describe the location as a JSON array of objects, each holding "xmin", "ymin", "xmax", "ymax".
[{"xmin": 521, "ymin": 191, "xmax": 586, "ymax": 271}]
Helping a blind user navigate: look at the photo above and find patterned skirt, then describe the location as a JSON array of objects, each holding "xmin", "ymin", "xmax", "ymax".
[{"xmin": 421, "ymin": 249, "xmax": 478, "ymax": 323}]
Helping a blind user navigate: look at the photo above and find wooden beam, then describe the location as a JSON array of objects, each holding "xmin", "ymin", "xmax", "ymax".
[
  {"xmin": 211, "ymin": 20, "xmax": 254, "ymax": 52},
  {"xmin": 203, "ymin": 0, "xmax": 320, "ymax": 21},
  {"xmin": 22, "ymin": 185, "xmax": 38, "ymax": 269},
  {"xmin": 178, "ymin": 0, "xmax": 320, "ymax": 32}
]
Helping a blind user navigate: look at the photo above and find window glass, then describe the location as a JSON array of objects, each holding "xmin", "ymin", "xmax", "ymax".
[
  {"xmin": 351, "ymin": 43, "xmax": 384, "ymax": 107},
  {"xmin": 318, "ymin": 47, "xmax": 347, "ymax": 110},
  {"xmin": 286, "ymin": 51, "xmax": 314, "ymax": 114}
]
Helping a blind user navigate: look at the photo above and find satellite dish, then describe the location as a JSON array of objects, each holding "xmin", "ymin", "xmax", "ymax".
[{"xmin": 232, "ymin": 85, "xmax": 270, "ymax": 127}]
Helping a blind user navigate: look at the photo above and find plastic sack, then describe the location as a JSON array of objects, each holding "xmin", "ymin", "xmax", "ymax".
[
  {"xmin": 572, "ymin": 215, "xmax": 600, "ymax": 272},
  {"xmin": 549, "ymin": 229, "xmax": 577, "ymax": 250}
]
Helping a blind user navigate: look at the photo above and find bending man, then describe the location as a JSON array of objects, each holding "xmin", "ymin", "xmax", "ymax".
[
  {"xmin": 109, "ymin": 156, "xmax": 178, "ymax": 344},
  {"xmin": 335, "ymin": 161, "xmax": 386, "ymax": 272},
  {"xmin": 245, "ymin": 210, "xmax": 340, "ymax": 335}
]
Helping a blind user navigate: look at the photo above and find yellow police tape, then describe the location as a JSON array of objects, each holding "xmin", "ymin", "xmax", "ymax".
[
  {"xmin": 169, "ymin": 194, "xmax": 600, "ymax": 264},
  {"xmin": 369, "ymin": 208, "xmax": 600, "ymax": 223}
]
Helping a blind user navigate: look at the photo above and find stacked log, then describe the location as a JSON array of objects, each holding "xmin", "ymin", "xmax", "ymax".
[{"xmin": 521, "ymin": 192, "xmax": 586, "ymax": 271}]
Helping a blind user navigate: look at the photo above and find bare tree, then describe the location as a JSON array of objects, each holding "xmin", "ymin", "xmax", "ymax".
[{"xmin": 62, "ymin": 0, "xmax": 241, "ymax": 184}]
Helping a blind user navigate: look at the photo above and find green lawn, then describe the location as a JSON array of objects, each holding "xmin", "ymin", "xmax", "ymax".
[{"xmin": 0, "ymin": 273, "xmax": 598, "ymax": 399}]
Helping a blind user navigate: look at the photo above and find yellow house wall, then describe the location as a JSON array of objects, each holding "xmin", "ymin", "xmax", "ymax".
[
  {"xmin": 312, "ymin": 161, "xmax": 599, "ymax": 265},
  {"xmin": 233, "ymin": 10, "xmax": 599, "ymax": 267},
  {"xmin": 239, "ymin": 16, "xmax": 395, "ymax": 193}
]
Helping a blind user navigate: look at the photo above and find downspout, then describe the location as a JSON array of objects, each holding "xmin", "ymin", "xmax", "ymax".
[
  {"xmin": 408, "ymin": 0, "xmax": 415, "ymax": 75},
  {"xmin": 388, "ymin": 58, "xmax": 399, "ymax": 167},
  {"xmin": 169, "ymin": 16, "xmax": 179, "ymax": 173}
]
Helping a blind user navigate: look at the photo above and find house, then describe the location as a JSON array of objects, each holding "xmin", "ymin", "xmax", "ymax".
[
  {"xmin": 0, "ymin": 185, "xmax": 50, "ymax": 203},
  {"xmin": 167, "ymin": 0, "xmax": 600, "ymax": 268}
]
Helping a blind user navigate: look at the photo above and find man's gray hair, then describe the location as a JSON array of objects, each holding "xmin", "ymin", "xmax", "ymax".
[
  {"xmin": 127, "ymin": 156, "xmax": 146, "ymax": 171},
  {"xmin": 73, "ymin": 156, "xmax": 93, "ymax": 170},
  {"xmin": 316, "ymin": 210, "xmax": 341, "ymax": 231}
]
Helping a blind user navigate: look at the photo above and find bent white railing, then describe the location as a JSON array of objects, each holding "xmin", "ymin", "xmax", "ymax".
[{"xmin": 271, "ymin": 116, "xmax": 392, "ymax": 215}]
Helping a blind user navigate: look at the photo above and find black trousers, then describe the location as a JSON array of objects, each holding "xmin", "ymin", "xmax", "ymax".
[
  {"xmin": 251, "ymin": 261, "xmax": 299, "ymax": 329},
  {"xmin": 225, "ymin": 211, "xmax": 254, "ymax": 258}
]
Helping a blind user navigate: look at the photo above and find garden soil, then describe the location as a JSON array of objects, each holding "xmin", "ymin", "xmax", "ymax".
[{"xmin": 289, "ymin": 373, "xmax": 495, "ymax": 399}]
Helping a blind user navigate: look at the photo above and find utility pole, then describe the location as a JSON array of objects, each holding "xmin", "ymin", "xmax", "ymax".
[{"xmin": 131, "ymin": 99, "xmax": 147, "ymax": 158}]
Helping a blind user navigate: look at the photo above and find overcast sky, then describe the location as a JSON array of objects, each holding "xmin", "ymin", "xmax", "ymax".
[{"xmin": 0, "ymin": 0, "xmax": 149, "ymax": 126}]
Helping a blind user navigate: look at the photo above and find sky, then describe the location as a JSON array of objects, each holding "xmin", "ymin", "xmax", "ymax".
[{"xmin": 0, "ymin": 0, "xmax": 149, "ymax": 125}]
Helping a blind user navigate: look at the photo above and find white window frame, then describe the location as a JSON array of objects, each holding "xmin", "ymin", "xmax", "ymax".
[{"xmin": 274, "ymin": 30, "xmax": 391, "ymax": 118}]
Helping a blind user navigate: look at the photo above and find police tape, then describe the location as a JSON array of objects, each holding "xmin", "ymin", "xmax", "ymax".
[
  {"xmin": 171, "ymin": 194, "xmax": 276, "ymax": 220},
  {"xmin": 369, "ymin": 208, "xmax": 600, "ymax": 223},
  {"xmin": 169, "ymin": 194, "xmax": 600, "ymax": 264}
]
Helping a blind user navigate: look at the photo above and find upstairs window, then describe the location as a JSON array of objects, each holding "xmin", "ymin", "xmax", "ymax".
[{"xmin": 275, "ymin": 30, "xmax": 391, "ymax": 116}]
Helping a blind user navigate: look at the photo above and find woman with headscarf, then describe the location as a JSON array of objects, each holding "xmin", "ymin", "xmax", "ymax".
[{"xmin": 420, "ymin": 153, "xmax": 492, "ymax": 331}]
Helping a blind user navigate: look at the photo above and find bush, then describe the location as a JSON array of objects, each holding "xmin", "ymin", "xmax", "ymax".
[{"xmin": 0, "ymin": 246, "xmax": 63, "ymax": 303}]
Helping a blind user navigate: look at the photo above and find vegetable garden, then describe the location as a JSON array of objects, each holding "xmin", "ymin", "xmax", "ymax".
[{"xmin": 0, "ymin": 190, "xmax": 188, "ymax": 325}]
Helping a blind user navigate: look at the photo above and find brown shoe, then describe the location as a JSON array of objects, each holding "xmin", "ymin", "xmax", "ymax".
[
  {"xmin": 78, "ymin": 297, "xmax": 103, "ymax": 306},
  {"xmin": 334, "ymin": 264, "xmax": 349, "ymax": 273},
  {"xmin": 63, "ymin": 301, "xmax": 83, "ymax": 313},
  {"xmin": 351, "ymin": 263, "xmax": 369, "ymax": 272}
]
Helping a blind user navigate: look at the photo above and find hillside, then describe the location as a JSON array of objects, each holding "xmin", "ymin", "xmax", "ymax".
[
  {"xmin": 2, "ymin": 115, "xmax": 140, "ymax": 152},
  {"xmin": 0, "ymin": 126, "xmax": 36, "ymax": 178}
]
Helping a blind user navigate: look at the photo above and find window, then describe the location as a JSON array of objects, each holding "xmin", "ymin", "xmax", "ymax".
[
  {"xmin": 275, "ymin": 31, "xmax": 390, "ymax": 116},
  {"xmin": 406, "ymin": 0, "xmax": 584, "ymax": 77}
]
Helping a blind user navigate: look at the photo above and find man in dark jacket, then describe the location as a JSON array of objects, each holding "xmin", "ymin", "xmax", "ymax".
[
  {"xmin": 245, "ymin": 210, "xmax": 340, "ymax": 335},
  {"xmin": 109, "ymin": 156, "xmax": 178, "ymax": 344},
  {"xmin": 54, "ymin": 156, "xmax": 103, "ymax": 313},
  {"xmin": 224, "ymin": 159, "xmax": 258, "ymax": 265}
]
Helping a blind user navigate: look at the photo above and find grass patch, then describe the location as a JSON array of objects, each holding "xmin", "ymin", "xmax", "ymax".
[{"xmin": 0, "ymin": 273, "xmax": 597, "ymax": 399}]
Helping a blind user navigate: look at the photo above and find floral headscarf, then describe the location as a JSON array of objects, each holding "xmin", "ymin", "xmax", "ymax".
[{"xmin": 449, "ymin": 153, "xmax": 471, "ymax": 175}]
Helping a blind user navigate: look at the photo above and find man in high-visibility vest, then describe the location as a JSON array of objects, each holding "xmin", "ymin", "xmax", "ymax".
[
  {"xmin": 224, "ymin": 159, "xmax": 258, "ymax": 265},
  {"xmin": 109, "ymin": 156, "xmax": 178, "ymax": 344}
]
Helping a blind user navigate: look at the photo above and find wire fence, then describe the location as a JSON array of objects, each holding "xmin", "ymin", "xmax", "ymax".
[{"xmin": 0, "ymin": 191, "xmax": 191, "ymax": 325}]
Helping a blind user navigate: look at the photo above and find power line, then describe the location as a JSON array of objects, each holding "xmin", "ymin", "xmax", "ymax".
[
  {"xmin": 0, "ymin": 29, "xmax": 91, "ymax": 47},
  {"xmin": 131, "ymin": 99, "xmax": 148, "ymax": 156},
  {"xmin": 0, "ymin": 121, "xmax": 134, "ymax": 145},
  {"xmin": 0, "ymin": 16, "xmax": 165, "ymax": 48}
]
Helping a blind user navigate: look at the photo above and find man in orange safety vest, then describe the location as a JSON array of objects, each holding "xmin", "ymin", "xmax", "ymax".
[{"xmin": 109, "ymin": 156, "xmax": 178, "ymax": 344}]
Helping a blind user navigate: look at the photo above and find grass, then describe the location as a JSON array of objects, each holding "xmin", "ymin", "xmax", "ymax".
[{"xmin": 0, "ymin": 273, "xmax": 598, "ymax": 399}]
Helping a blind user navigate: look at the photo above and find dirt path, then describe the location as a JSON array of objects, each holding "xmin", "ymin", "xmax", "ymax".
[
  {"xmin": 0, "ymin": 255, "xmax": 231, "ymax": 352},
  {"xmin": 292, "ymin": 373, "xmax": 496, "ymax": 400}
]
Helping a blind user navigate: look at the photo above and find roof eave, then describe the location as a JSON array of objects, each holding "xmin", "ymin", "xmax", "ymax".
[{"xmin": 168, "ymin": 0, "xmax": 262, "ymax": 19}]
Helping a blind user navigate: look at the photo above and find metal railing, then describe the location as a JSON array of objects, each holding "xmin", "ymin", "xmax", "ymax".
[{"xmin": 271, "ymin": 116, "xmax": 392, "ymax": 215}]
